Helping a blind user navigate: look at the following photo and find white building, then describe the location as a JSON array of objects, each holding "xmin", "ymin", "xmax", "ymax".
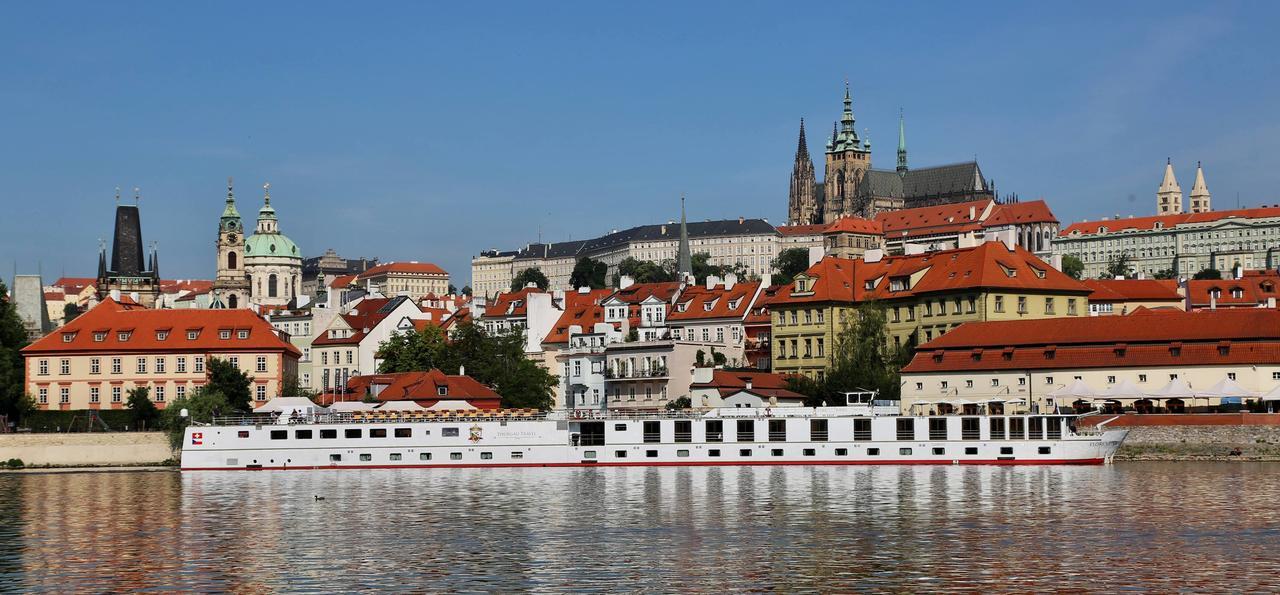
[{"xmin": 311, "ymin": 296, "xmax": 429, "ymax": 395}]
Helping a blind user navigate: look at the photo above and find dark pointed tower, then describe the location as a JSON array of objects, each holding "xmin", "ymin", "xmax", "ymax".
[
  {"xmin": 677, "ymin": 195, "xmax": 692, "ymax": 282},
  {"xmin": 96, "ymin": 187, "xmax": 161, "ymax": 306},
  {"xmin": 896, "ymin": 108, "xmax": 909, "ymax": 176},
  {"xmin": 787, "ymin": 119, "xmax": 819, "ymax": 225}
]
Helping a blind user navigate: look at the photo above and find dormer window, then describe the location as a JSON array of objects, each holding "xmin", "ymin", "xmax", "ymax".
[
  {"xmin": 187, "ymin": 330, "xmax": 199, "ymax": 340},
  {"xmin": 1231, "ymin": 288, "xmax": 1244, "ymax": 299},
  {"xmin": 156, "ymin": 331, "xmax": 168, "ymax": 341},
  {"xmin": 117, "ymin": 332, "xmax": 131, "ymax": 342},
  {"xmin": 703, "ymin": 301, "xmax": 713, "ymax": 312},
  {"xmin": 888, "ymin": 277, "xmax": 909, "ymax": 292},
  {"xmin": 93, "ymin": 331, "xmax": 106, "ymax": 342},
  {"xmin": 62, "ymin": 332, "xmax": 76, "ymax": 343},
  {"xmin": 237, "ymin": 330, "xmax": 249, "ymax": 339},
  {"xmin": 220, "ymin": 330, "xmax": 232, "ymax": 340},
  {"xmin": 1029, "ymin": 266, "xmax": 1046, "ymax": 279},
  {"xmin": 437, "ymin": 386, "xmax": 448, "ymax": 396}
]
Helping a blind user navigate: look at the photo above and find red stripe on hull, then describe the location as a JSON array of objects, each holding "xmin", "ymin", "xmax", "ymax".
[{"xmin": 182, "ymin": 458, "xmax": 1106, "ymax": 471}]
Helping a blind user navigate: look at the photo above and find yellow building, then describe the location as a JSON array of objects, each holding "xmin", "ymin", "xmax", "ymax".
[
  {"xmin": 771, "ymin": 242, "xmax": 1092, "ymax": 379},
  {"xmin": 22, "ymin": 298, "xmax": 300, "ymax": 410}
]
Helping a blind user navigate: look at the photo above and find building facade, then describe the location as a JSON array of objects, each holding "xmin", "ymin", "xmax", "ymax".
[
  {"xmin": 22, "ymin": 298, "xmax": 300, "ymax": 410},
  {"xmin": 311, "ymin": 296, "xmax": 429, "ymax": 395},
  {"xmin": 900, "ymin": 308, "xmax": 1280, "ymax": 412},
  {"xmin": 787, "ymin": 87, "xmax": 996, "ymax": 224},
  {"xmin": 356, "ymin": 262, "xmax": 450, "ymax": 299}
]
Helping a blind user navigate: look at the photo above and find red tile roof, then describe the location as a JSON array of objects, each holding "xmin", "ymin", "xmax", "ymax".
[
  {"xmin": 1082, "ymin": 279, "xmax": 1182, "ymax": 303},
  {"xmin": 777, "ymin": 223, "xmax": 831, "ymax": 236},
  {"xmin": 483, "ymin": 287, "xmax": 545, "ymax": 319},
  {"xmin": 22, "ymin": 298, "xmax": 300, "ymax": 356},
  {"xmin": 1060, "ymin": 205, "xmax": 1280, "ymax": 237},
  {"xmin": 608, "ymin": 282, "xmax": 681, "ymax": 305},
  {"xmin": 875, "ymin": 199, "xmax": 992, "ymax": 240},
  {"xmin": 983, "ymin": 200, "xmax": 1057, "ymax": 226},
  {"xmin": 351, "ymin": 369, "xmax": 501, "ymax": 401},
  {"xmin": 357, "ymin": 261, "xmax": 448, "ymax": 279},
  {"xmin": 823, "ymin": 216, "xmax": 883, "ymax": 235},
  {"xmin": 50, "ymin": 277, "xmax": 96, "ymax": 292},
  {"xmin": 160, "ymin": 280, "xmax": 213, "ymax": 294},
  {"xmin": 905, "ymin": 308, "xmax": 1280, "ymax": 373},
  {"xmin": 312, "ymin": 297, "xmax": 406, "ymax": 346},
  {"xmin": 690, "ymin": 369, "xmax": 806, "ymax": 400},
  {"xmin": 744, "ymin": 284, "xmax": 786, "ymax": 325},
  {"xmin": 542, "ymin": 288, "xmax": 614, "ymax": 344},
  {"xmin": 43, "ymin": 291, "xmax": 65, "ymax": 301},
  {"xmin": 776, "ymin": 243, "xmax": 1089, "ymax": 306},
  {"xmin": 1186, "ymin": 270, "xmax": 1280, "ymax": 307},
  {"xmin": 668, "ymin": 281, "xmax": 761, "ymax": 322},
  {"xmin": 329, "ymin": 274, "xmax": 358, "ymax": 289}
]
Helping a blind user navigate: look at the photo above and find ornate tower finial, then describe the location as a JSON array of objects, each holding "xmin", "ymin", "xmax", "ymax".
[
  {"xmin": 133, "ymin": 187, "xmax": 140, "ymax": 206},
  {"xmin": 263, "ymin": 181, "xmax": 271, "ymax": 205},
  {"xmin": 897, "ymin": 108, "xmax": 909, "ymax": 176},
  {"xmin": 115, "ymin": 187, "xmax": 121, "ymax": 205},
  {"xmin": 227, "ymin": 176, "xmax": 234, "ymax": 203},
  {"xmin": 795, "ymin": 118, "xmax": 808, "ymax": 159}
]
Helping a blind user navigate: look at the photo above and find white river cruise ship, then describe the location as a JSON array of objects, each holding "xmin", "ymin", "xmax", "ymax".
[{"xmin": 180, "ymin": 401, "xmax": 1128, "ymax": 471}]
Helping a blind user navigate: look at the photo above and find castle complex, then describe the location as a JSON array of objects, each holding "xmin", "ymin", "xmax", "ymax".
[{"xmin": 787, "ymin": 86, "xmax": 996, "ymax": 224}]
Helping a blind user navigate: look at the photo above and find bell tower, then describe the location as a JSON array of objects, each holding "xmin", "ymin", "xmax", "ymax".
[
  {"xmin": 823, "ymin": 83, "xmax": 871, "ymax": 222},
  {"xmin": 212, "ymin": 177, "xmax": 250, "ymax": 309}
]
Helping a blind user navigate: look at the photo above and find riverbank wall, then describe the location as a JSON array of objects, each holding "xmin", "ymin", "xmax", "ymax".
[
  {"xmin": 1095, "ymin": 414, "xmax": 1280, "ymax": 461},
  {"xmin": 0, "ymin": 432, "xmax": 173, "ymax": 467}
]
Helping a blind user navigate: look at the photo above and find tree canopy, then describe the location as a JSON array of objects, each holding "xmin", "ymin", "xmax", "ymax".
[
  {"xmin": 126, "ymin": 386, "xmax": 159, "ymax": 430},
  {"xmin": 511, "ymin": 268, "xmax": 549, "ymax": 291},
  {"xmin": 617, "ymin": 257, "xmax": 676, "ymax": 284},
  {"xmin": 1153, "ymin": 268, "xmax": 1177, "ymax": 280},
  {"xmin": 205, "ymin": 357, "xmax": 253, "ymax": 411},
  {"xmin": 1102, "ymin": 252, "xmax": 1133, "ymax": 279},
  {"xmin": 378, "ymin": 322, "xmax": 556, "ymax": 410},
  {"xmin": 770, "ymin": 248, "xmax": 811, "ymax": 285},
  {"xmin": 1060, "ymin": 254, "xmax": 1084, "ymax": 280},
  {"xmin": 691, "ymin": 252, "xmax": 748, "ymax": 284},
  {"xmin": 570, "ymin": 257, "xmax": 608, "ymax": 289},
  {"xmin": 0, "ymin": 281, "xmax": 34, "ymax": 426},
  {"xmin": 161, "ymin": 388, "xmax": 231, "ymax": 450},
  {"xmin": 1193, "ymin": 268, "xmax": 1222, "ymax": 280}
]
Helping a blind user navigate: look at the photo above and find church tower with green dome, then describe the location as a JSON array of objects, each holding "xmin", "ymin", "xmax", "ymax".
[
  {"xmin": 244, "ymin": 182, "xmax": 303, "ymax": 307},
  {"xmin": 212, "ymin": 178, "xmax": 251, "ymax": 309}
]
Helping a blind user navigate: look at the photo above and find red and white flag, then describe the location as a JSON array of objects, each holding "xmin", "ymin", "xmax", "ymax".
[{"xmin": 191, "ymin": 432, "xmax": 203, "ymax": 445}]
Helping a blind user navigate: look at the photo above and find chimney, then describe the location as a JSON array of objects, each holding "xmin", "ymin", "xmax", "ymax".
[
  {"xmin": 969, "ymin": 206, "xmax": 976, "ymax": 220},
  {"xmin": 459, "ymin": 364, "xmax": 465, "ymax": 376},
  {"xmin": 738, "ymin": 216, "xmax": 744, "ymax": 224},
  {"xmin": 706, "ymin": 275, "xmax": 721, "ymax": 290},
  {"xmin": 745, "ymin": 379, "xmax": 753, "ymax": 390},
  {"xmin": 724, "ymin": 273, "xmax": 737, "ymax": 290},
  {"xmin": 864, "ymin": 249, "xmax": 884, "ymax": 263},
  {"xmin": 619, "ymin": 275, "xmax": 635, "ymax": 290},
  {"xmin": 577, "ymin": 286, "xmax": 590, "ymax": 294}
]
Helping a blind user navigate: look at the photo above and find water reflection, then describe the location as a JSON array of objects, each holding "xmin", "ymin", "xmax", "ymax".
[{"xmin": 2, "ymin": 463, "xmax": 1279, "ymax": 592}]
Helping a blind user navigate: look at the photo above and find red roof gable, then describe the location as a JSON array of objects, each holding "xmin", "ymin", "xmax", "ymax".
[
  {"xmin": 875, "ymin": 199, "xmax": 992, "ymax": 239},
  {"xmin": 744, "ymin": 284, "xmax": 786, "ymax": 325},
  {"xmin": 777, "ymin": 223, "xmax": 831, "ymax": 236},
  {"xmin": 1186, "ymin": 270, "xmax": 1280, "ymax": 307},
  {"xmin": 313, "ymin": 297, "xmax": 406, "ymax": 346},
  {"xmin": 329, "ymin": 274, "xmax": 358, "ymax": 289},
  {"xmin": 357, "ymin": 261, "xmax": 448, "ymax": 279},
  {"xmin": 823, "ymin": 217, "xmax": 883, "ymax": 235},
  {"xmin": 983, "ymin": 200, "xmax": 1058, "ymax": 227},
  {"xmin": 22, "ymin": 298, "xmax": 300, "ymax": 356},
  {"xmin": 690, "ymin": 369, "xmax": 806, "ymax": 400},
  {"xmin": 1083, "ymin": 279, "xmax": 1182, "ymax": 302},
  {"xmin": 483, "ymin": 287, "xmax": 546, "ymax": 319},
  {"xmin": 668, "ymin": 281, "xmax": 761, "ymax": 322}
]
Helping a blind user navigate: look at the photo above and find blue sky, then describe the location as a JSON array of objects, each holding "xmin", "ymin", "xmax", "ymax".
[{"xmin": 3, "ymin": 2, "xmax": 1278, "ymax": 285}]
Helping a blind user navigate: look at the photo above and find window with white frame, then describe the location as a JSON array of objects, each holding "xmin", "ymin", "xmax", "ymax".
[
  {"xmin": 155, "ymin": 357, "xmax": 166, "ymax": 374},
  {"xmin": 256, "ymin": 385, "xmax": 267, "ymax": 401},
  {"xmin": 194, "ymin": 357, "xmax": 205, "ymax": 373},
  {"xmin": 176, "ymin": 385, "xmax": 186, "ymax": 399},
  {"xmin": 38, "ymin": 359, "xmax": 48, "ymax": 375},
  {"xmin": 112, "ymin": 387, "xmax": 121, "ymax": 403},
  {"xmin": 176, "ymin": 357, "xmax": 186, "ymax": 373},
  {"xmin": 112, "ymin": 358, "xmax": 122, "ymax": 374},
  {"xmin": 38, "ymin": 388, "xmax": 47, "ymax": 403},
  {"xmin": 155, "ymin": 385, "xmax": 165, "ymax": 402},
  {"xmin": 90, "ymin": 358, "xmax": 100, "ymax": 374},
  {"xmin": 136, "ymin": 358, "xmax": 147, "ymax": 374},
  {"xmin": 59, "ymin": 387, "xmax": 69, "ymax": 403},
  {"xmin": 256, "ymin": 356, "xmax": 267, "ymax": 373},
  {"xmin": 59, "ymin": 359, "xmax": 70, "ymax": 375},
  {"xmin": 90, "ymin": 387, "xmax": 100, "ymax": 403}
]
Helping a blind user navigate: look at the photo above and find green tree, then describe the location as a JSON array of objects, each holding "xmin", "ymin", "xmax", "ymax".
[
  {"xmin": 617, "ymin": 257, "xmax": 675, "ymax": 284},
  {"xmin": 461, "ymin": 285, "xmax": 473, "ymax": 296},
  {"xmin": 126, "ymin": 386, "xmax": 159, "ymax": 430},
  {"xmin": 1193, "ymin": 268, "xmax": 1222, "ymax": 280},
  {"xmin": 205, "ymin": 357, "xmax": 253, "ymax": 411},
  {"xmin": 1102, "ymin": 252, "xmax": 1133, "ymax": 279},
  {"xmin": 0, "ymin": 281, "xmax": 34, "ymax": 427},
  {"xmin": 448, "ymin": 283, "xmax": 458, "ymax": 295},
  {"xmin": 1060, "ymin": 254, "xmax": 1084, "ymax": 280},
  {"xmin": 376, "ymin": 322, "xmax": 557, "ymax": 410},
  {"xmin": 511, "ymin": 268, "xmax": 550, "ymax": 291},
  {"xmin": 784, "ymin": 374, "xmax": 828, "ymax": 408},
  {"xmin": 689, "ymin": 252, "xmax": 748, "ymax": 284},
  {"xmin": 817, "ymin": 302, "xmax": 904, "ymax": 404},
  {"xmin": 665, "ymin": 396, "xmax": 692, "ymax": 410},
  {"xmin": 280, "ymin": 374, "xmax": 316, "ymax": 400},
  {"xmin": 161, "ymin": 388, "xmax": 231, "ymax": 451},
  {"xmin": 62, "ymin": 302, "xmax": 82, "ymax": 324},
  {"xmin": 570, "ymin": 257, "xmax": 608, "ymax": 289},
  {"xmin": 770, "ymin": 248, "xmax": 811, "ymax": 285},
  {"xmin": 1153, "ymin": 268, "xmax": 1177, "ymax": 280}
]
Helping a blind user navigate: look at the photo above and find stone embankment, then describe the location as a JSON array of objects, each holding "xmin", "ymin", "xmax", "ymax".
[
  {"xmin": 1091, "ymin": 414, "xmax": 1280, "ymax": 461},
  {"xmin": 0, "ymin": 432, "xmax": 173, "ymax": 468}
]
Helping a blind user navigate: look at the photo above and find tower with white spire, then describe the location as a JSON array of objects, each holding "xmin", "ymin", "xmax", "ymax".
[
  {"xmin": 1157, "ymin": 159, "xmax": 1183, "ymax": 215},
  {"xmin": 1189, "ymin": 161, "xmax": 1212, "ymax": 213}
]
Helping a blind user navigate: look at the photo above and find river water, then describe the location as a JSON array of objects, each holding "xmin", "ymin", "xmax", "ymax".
[{"xmin": 1, "ymin": 463, "xmax": 1278, "ymax": 592}]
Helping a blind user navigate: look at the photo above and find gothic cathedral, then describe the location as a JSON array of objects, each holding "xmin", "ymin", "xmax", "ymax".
[{"xmin": 788, "ymin": 85, "xmax": 997, "ymax": 225}]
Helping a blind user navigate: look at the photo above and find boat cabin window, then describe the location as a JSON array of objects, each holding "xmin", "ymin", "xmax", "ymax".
[
  {"xmin": 705, "ymin": 420, "xmax": 723, "ymax": 442},
  {"xmin": 1038, "ymin": 446, "xmax": 1051, "ymax": 455},
  {"xmin": 370, "ymin": 429, "xmax": 387, "ymax": 438},
  {"xmin": 359, "ymin": 454, "xmax": 371, "ymax": 461},
  {"xmin": 442, "ymin": 428, "xmax": 460, "ymax": 437},
  {"xmin": 929, "ymin": 418, "xmax": 948, "ymax": 440},
  {"xmin": 962, "ymin": 417, "xmax": 980, "ymax": 440},
  {"xmin": 238, "ymin": 430, "xmax": 250, "ymax": 438},
  {"xmin": 989, "ymin": 418, "xmax": 1005, "ymax": 440},
  {"xmin": 1046, "ymin": 417, "xmax": 1062, "ymax": 439},
  {"xmin": 739, "ymin": 449, "xmax": 752, "ymax": 457},
  {"xmin": 345, "ymin": 428, "xmax": 361, "ymax": 439},
  {"xmin": 736, "ymin": 420, "xmax": 755, "ymax": 442},
  {"xmin": 584, "ymin": 451, "xmax": 598, "ymax": 459},
  {"xmin": 896, "ymin": 419, "xmax": 915, "ymax": 441},
  {"xmin": 932, "ymin": 447, "xmax": 945, "ymax": 455},
  {"xmin": 1000, "ymin": 447, "xmax": 1014, "ymax": 455},
  {"xmin": 390, "ymin": 453, "xmax": 402, "ymax": 461},
  {"xmin": 803, "ymin": 448, "xmax": 816, "ymax": 456},
  {"xmin": 810, "ymin": 419, "xmax": 828, "ymax": 441},
  {"xmin": 420, "ymin": 453, "xmax": 432, "ymax": 461},
  {"xmin": 853, "ymin": 419, "xmax": 871, "ymax": 441},
  {"xmin": 330, "ymin": 454, "xmax": 341, "ymax": 462},
  {"xmin": 295, "ymin": 430, "xmax": 312, "ymax": 439},
  {"xmin": 395, "ymin": 428, "xmax": 412, "ymax": 438},
  {"xmin": 643, "ymin": 421, "xmax": 661, "ymax": 443},
  {"xmin": 646, "ymin": 450, "xmax": 658, "ymax": 458},
  {"xmin": 674, "ymin": 420, "xmax": 692, "ymax": 443},
  {"xmin": 320, "ymin": 429, "xmax": 337, "ymax": 439},
  {"xmin": 450, "ymin": 452, "xmax": 462, "ymax": 460},
  {"xmin": 965, "ymin": 447, "xmax": 978, "ymax": 455},
  {"xmin": 867, "ymin": 448, "xmax": 880, "ymax": 456},
  {"xmin": 899, "ymin": 447, "xmax": 913, "ymax": 456},
  {"xmin": 771, "ymin": 448, "xmax": 784, "ymax": 456},
  {"xmin": 615, "ymin": 450, "xmax": 627, "ymax": 458},
  {"xmin": 1009, "ymin": 418, "xmax": 1026, "ymax": 439},
  {"xmin": 614, "ymin": 424, "xmax": 627, "ymax": 431},
  {"xmin": 768, "ymin": 419, "xmax": 787, "ymax": 442},
  {"xmin": 481, "ymin": 452, "xmax": 493, "ymax": 460},
  {"xmin": 677, "ymin": 450, "xmax": 690, "ymax": 457},
  {"xmin": 270, "ymin": 430, "xmax": 287, "ymax": 440},
  {"xmin": 1028, "ymin": 417, "xmax": 1044, "ymax": 440},
  {"xmin": 511, "ymin": 451, "xmax": 523, "ymax": 459},
  {"xmin": 708, "ymin": 449, "xmax": 721, "ymax": 457},
  {"xmin": 835, "ymin": 448, "xmax": 848, "ymax": 456},
  {"xmin": 579, "ymin": 422, "xmax": 605, "ymax": 446}
]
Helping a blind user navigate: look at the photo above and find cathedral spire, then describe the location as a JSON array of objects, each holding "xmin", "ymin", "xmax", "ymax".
[
  {"xmin": 795, "ymin": 118, "xmax": 809, "ymax": 161},
  {"xmin": 1157, "ymin": 158, "xmax": 1183, "ymax": 215},
  {"xmin": 896, "ymin": 108, "xmax": 908, "ymax": 176},
  {"xmin": 677, "ymin": 195, "xmax": 692, "ymax": 281},
  {"xmin": 1189, "ymin": 161, "xmax": 1211, "ymax": 213}
]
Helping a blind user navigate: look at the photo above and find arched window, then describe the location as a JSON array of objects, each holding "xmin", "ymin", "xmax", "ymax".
[
  {"xmin": 268, "ymin": 274, "xmax": 278, "ymax": 298},
  {"xmin": 228, "ymin": 251, "xmax": 238, "ymax": 270},
  {"xmin": 228, "ymin": 294, "xmax": 238, "ymax": 309}
]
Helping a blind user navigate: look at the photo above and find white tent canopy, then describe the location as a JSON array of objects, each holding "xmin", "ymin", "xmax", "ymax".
[
  {"xmin": 328, "ymin": 401, "xmax": 377, "ymax": 412},
  {"xmin": 426, "ymin": 399, "xmax": 478, "ymax": 411},
  {"xmin": 376, "ymin": 400, "xmax": 429, "ymax": 411},
  {"xmin": 1046, "ymin": 378, "xmax": 1097, "ymax": 399},
  {"xmin": 1259, "ymin": 385, "xmax": 1280, "ymax": 402},
  {"xmin": 1194, "ymin": 377, "xmax": 1256, "ymax": 398},
  {"xmin": 1101, "ymin": 379, "xmax": 1146, "ymax": 400},
  {"xmin": 256, "ymin": 397, "xmax": 328, "ymax": 415},
  {"xmin": 1146, "ymin": 378, "xmax": 1194, "ymax": 399}
]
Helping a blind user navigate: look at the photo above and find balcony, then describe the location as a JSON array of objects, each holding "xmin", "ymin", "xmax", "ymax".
[{"xmin": 604, "ymin": 366, "xmax": 669, "ymax": 381}]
